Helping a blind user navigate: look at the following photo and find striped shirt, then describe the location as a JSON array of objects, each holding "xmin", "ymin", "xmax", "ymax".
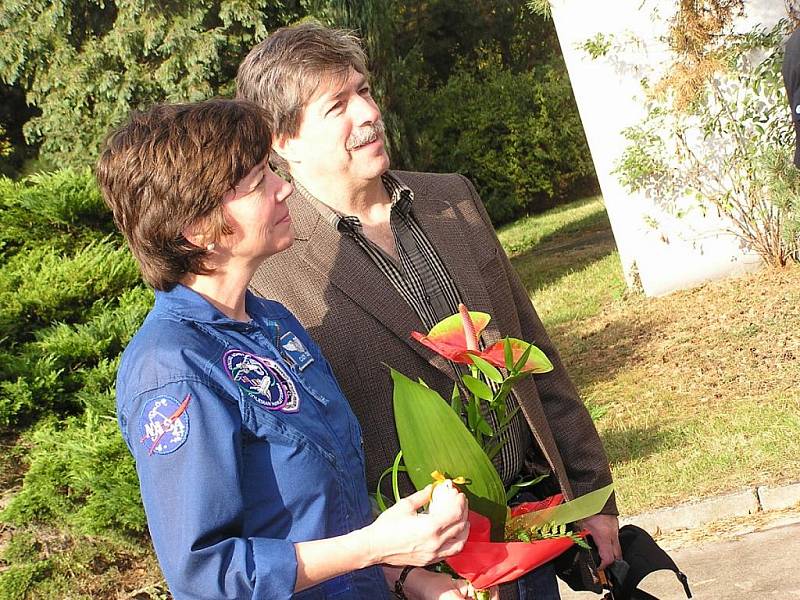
[{"xmin": 296, "ymin": 173, "xmax": 531, "ymax": 485}]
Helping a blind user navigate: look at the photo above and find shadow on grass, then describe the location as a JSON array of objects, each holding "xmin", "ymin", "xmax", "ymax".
[
  {"xmin": 600, "ymin": 425, "xmax": 684, "ymax": 466},
  {"xmin": 511, "ymin": 228, "xmax": 617, "ymax": 293},
  {"xmin": 534, "ymin": 209, "xmax": 613, "ymax": 252},
  {"xmin": 553, "ymin": 308, "xmax": 663, "ymax": 395}
]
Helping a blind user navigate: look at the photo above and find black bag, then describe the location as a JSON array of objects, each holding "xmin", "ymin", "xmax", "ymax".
[{"xmin": 555, "ymin": 524, "xmax": 692, "ymax": 600}]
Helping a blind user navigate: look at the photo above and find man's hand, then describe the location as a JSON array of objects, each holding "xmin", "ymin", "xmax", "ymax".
[
  {"xmin": 403, "ymin": 569, "xmax": 498, "ymax": 600},
  {"xmin": 580, "ymin": 513, "xmax": 621, "ymax": 570}
]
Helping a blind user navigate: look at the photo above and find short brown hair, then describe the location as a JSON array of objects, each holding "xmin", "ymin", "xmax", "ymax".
[
  {"xmin": 96, "ymin": 99, "xmax": 271, "ymax": 290},
  {"xmin": 236, "ymin": 21, "xmax": 368, "ymax": 140}
]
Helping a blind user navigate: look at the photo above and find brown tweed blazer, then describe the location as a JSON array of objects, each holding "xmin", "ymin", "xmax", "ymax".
[{"xmin": 250, "ymin": 171, "xmax": 616, "ymax": 515}]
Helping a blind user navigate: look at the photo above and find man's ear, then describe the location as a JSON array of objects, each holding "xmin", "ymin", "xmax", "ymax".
[{"xmin": 272, "ymin": 134, "xmax": 301, "ymax": 165}]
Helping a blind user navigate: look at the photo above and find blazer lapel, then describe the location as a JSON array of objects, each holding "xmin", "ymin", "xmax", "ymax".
[
  {"xmin": 289, "ymin": 191, "xmax": 453, "ymax": 374},
  {"xmin": 400, "ymin": 176, "xmax": 504, "ymax": 350}
]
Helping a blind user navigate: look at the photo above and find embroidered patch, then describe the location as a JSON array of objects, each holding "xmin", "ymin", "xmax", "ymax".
[
  {"xmin": 138, "ymin": 394, "xmax": 191, "ymax": 455},
  {"xmin": 223, "ymin": 349, "xmax": 299, "ymax": 412},
  {"xmin": 280, "ymin": 331, "xmax": 314, "ymax": 371}
]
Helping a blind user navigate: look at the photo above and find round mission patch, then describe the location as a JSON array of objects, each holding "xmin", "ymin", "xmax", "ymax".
[
  {"xmin": 138, "ymin": 395, "xmax": 190, "ymax": 455},
  {"xmin": 223, "ymin": 349, "xmax": 299, "ymax": 412}
]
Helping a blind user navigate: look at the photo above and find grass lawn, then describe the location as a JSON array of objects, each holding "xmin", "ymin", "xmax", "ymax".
[{"xmin": 498, "ymin": 196, "xmax": 800, "ymax": 516}]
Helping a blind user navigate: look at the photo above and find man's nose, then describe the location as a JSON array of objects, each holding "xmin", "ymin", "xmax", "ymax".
[{"xmin": 352, "ymin": 94, "xmax": 382, "ymax": 126}]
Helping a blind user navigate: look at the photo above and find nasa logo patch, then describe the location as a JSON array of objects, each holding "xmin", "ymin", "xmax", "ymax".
[
  {"xmin": 138, "ymin": 394, "xmax": 191, "ymax": 455},
  {"xmin": 223, "ymin": 349, "xmax": 299, "ymax": 412}
]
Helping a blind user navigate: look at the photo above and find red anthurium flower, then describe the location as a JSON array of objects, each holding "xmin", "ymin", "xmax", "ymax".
[
  {"xmin": 476, "ymin": 338, "xmax": 553, "ymax": 373},
  {"xmin": 410, "ymin": 307, "xmax": 491, "ymax": 364},
  {"xmin": 446, "ymin": 494, "xmax": 581, "ymax": 590},
  {"xmin": 509, "ymin": 493, "xmax": 564, "ymax": 518},
  {"xmin": 411, "ymin": 305, "xmax": 553, "ymax": 373}
]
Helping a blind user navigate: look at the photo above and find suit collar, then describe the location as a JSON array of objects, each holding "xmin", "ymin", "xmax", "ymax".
[{"xmin": 288, "ymin": 171, "xmax": 500, "ymax": 373}]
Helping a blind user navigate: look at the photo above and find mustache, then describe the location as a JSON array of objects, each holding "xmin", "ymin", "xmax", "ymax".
[{"xmin": 345, "ymin": 120, "xmax": 386, "ymax": 150}]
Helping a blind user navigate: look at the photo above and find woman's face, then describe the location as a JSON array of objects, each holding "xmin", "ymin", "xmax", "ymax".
[{"xmin": 218, "ymin": 158, "xmax": 295, "ymax": 263}]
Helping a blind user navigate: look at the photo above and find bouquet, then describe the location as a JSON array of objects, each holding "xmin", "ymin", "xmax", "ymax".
[{"xmin": 379, "ymin": 305, "xmax": 612, "ymax": 599}]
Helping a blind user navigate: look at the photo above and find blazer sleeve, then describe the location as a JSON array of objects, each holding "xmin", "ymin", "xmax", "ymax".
[{"xmin": 458, "ymin": 175, "xmax": 617, "ymax": 515}]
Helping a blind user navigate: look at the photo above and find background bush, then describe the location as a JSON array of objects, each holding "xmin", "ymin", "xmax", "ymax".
[
  {"xmin": 0, "ymin": 170, "xmax": 151, "ymax": 597},
  {"xmin": 0, "ymin": 0, "xmax": 597, "ymax": 223},
  {"xmin": 410, "ymin": 61, "xmax": 597, "ymax": 224}
]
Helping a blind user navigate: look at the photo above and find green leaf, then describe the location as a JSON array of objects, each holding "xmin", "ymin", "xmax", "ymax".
[
  {"xmin": 391, "ymin": 368, "xmax": 507, "ymax": 533},
  {"xmin": 485, "ymin": 437, "xmax": 507, "ymax": 460},
  {"xmin": 504, "ymin": 472, "xmax": 549, "ymax": 503},
  {"xmin": 513, "ymin": 343, "xmax": 534, "ymax": 372},
  {"xmin": 469, "ymin": 354, "xmax": 503, "ymax": 383},
  {"xmin": 505, "ymin": 484, "xmax": 614, "ymax": 534},
  {"xmin": 375, "ymin": 464, "xmax": 395, "ymax": 512},
  {"xmin": 498, "ymin": 405, "xmax": 520, "ymax": 428},
  {"xmin": 467, "ymin": 395, "xmax": 479, "ymax": 431},
  {"xmin": 477, "ymin": 417, "xmax": 494, "ymax": 436},
  {"xmin": 462, "ymin": 374, "xmax": 493, "ymax": 401},
  {"xmin": 504, "ymin": 338, "xmax": 514, "ymax": 370},
  {"xmin": 391, "ymin": 449, "xmax": 404, "ymax": 505},
  {"xmin": 450, "ymin": 383, "xmax": 463, "ymax": 417}
]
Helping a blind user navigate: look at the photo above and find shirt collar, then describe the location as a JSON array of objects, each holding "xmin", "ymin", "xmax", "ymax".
[
  {"xmin": 294, "ymin": 172, "xmax": 415, "ymax": 234},
  {"xmin": 153, "ymin": 283, "xmax": 263, "ymax": 327}
]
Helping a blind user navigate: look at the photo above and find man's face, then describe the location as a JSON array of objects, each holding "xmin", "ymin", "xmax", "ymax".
[{"xmin": 283, "ymin": 67, "xmax": 390, "ymax": 186}]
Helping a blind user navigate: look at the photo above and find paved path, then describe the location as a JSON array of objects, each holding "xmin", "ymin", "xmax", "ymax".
[{"xmin": 559, "ymin": 520, "xmax": 800, "ymax": 599}]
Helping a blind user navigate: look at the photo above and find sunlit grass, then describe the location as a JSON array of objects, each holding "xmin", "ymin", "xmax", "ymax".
[
  {"xmin": 503, "ymin": 195, "xmax": 800, "ymax": 515},
  {"xmin": 498, "ymin": 195, "xmax": 609, "ymax": 257},
  {"xmin": 530, "ymin": 252, "xmax": 626, "ymax": 327}
]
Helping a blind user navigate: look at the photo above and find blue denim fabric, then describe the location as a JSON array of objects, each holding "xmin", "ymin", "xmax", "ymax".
[
  {"xmin": 516, "ymin": 562, "xmax": 561, "ymax": 600},
  {"xmin": 117, "ymin": 285, "xmax": 389, "ymax": 600}
]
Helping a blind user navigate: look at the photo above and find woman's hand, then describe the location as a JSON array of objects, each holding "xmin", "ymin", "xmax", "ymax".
[
  {"xmin": 365, "ymin": 480, "xmax": 469, "ymax": 566},
  {"xmin": 404, "ymin": 569, "xmax": 470, "ymax": 599}
]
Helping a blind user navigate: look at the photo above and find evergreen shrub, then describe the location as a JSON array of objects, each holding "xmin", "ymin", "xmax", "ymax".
[
  {"xmin": 410, "ymin": 63, "xmax": 597, "ymax": 225},
  {"xmin": 0, "ymin": 168, "xmax": 154, "ymax": 596}
]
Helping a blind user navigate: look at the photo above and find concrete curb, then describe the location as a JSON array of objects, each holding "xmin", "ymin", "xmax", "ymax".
[{"xmin": 620, "ymin": 481, "xmax": 800, "ymax": 533}]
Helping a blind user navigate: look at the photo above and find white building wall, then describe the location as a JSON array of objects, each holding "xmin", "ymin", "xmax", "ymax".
[{"xmin": 549, "ymin": 0, "xmax": 786, "ymax": 296}]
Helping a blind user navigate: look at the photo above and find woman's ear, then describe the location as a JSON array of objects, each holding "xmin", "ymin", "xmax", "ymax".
[{"xmin": 182, "ymin": 223, "xmax": 214, "ymax": 251}]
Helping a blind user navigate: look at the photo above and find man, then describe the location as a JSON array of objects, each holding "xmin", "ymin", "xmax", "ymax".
[
  {"xmin": 237, "ymin": 22, "xmax": 620, "ymax": 599},
  {"xmin": 783, "ymin": 24, "xmax": 800, "ymax": 168}
]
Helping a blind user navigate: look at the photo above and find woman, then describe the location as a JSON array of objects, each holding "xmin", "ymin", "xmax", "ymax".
[{"xmin": 96, "ymin": 99, "xmax": 469, "ymax": 599}]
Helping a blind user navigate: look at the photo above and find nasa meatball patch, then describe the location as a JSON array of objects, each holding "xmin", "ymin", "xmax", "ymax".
[{"xmin": 138, "ymin": 394, "xmax": 191, "ymax": 455}]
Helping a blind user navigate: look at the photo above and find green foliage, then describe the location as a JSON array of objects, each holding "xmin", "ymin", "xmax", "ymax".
[
  {"xmin": 580, "ymin": 33, "xmax": 613, "ymax": 59},
  {"xmin": 0, "ymin": 561, "xmax": 49, "ymax": 600},
  {"xmin": 760, "ymin": 147, "xmax": 800, "ymax": 259},
  {"xmin": 0, "ymin": 526, "xmax": 165, "ymax": 600},
  {"xmin": 2, "ymin": 413, "xmax": 146, "ymax": 535},
  {"xmin": 0, "ymin": 168, "xmax": 114, "ymax": 259},
  {"xmin": 412, "ymin": 62, "xmax": 596, "ymax": 224},
  {"xmin": 0, "ymin": 168, "xmax": 152, "ymax": 591},
  {"xmin": 0, "ymin": 0, "xmax": 304, "ymax": 167},
  {"xmin": 615, "ymin": 21, "xmax": 798, "ymax": 266},
  {"xmin": 0, "ymin": 240, "xmax": 140, "ymax": 341},
  {"xmin": 526, "ymin": 0, "xmax": 551, "ymax": 18}
]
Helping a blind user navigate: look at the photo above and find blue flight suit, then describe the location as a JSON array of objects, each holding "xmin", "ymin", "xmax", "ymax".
[{"xmin": 116, "ymin": 284, "xmax": 390, "ymax": 599}]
